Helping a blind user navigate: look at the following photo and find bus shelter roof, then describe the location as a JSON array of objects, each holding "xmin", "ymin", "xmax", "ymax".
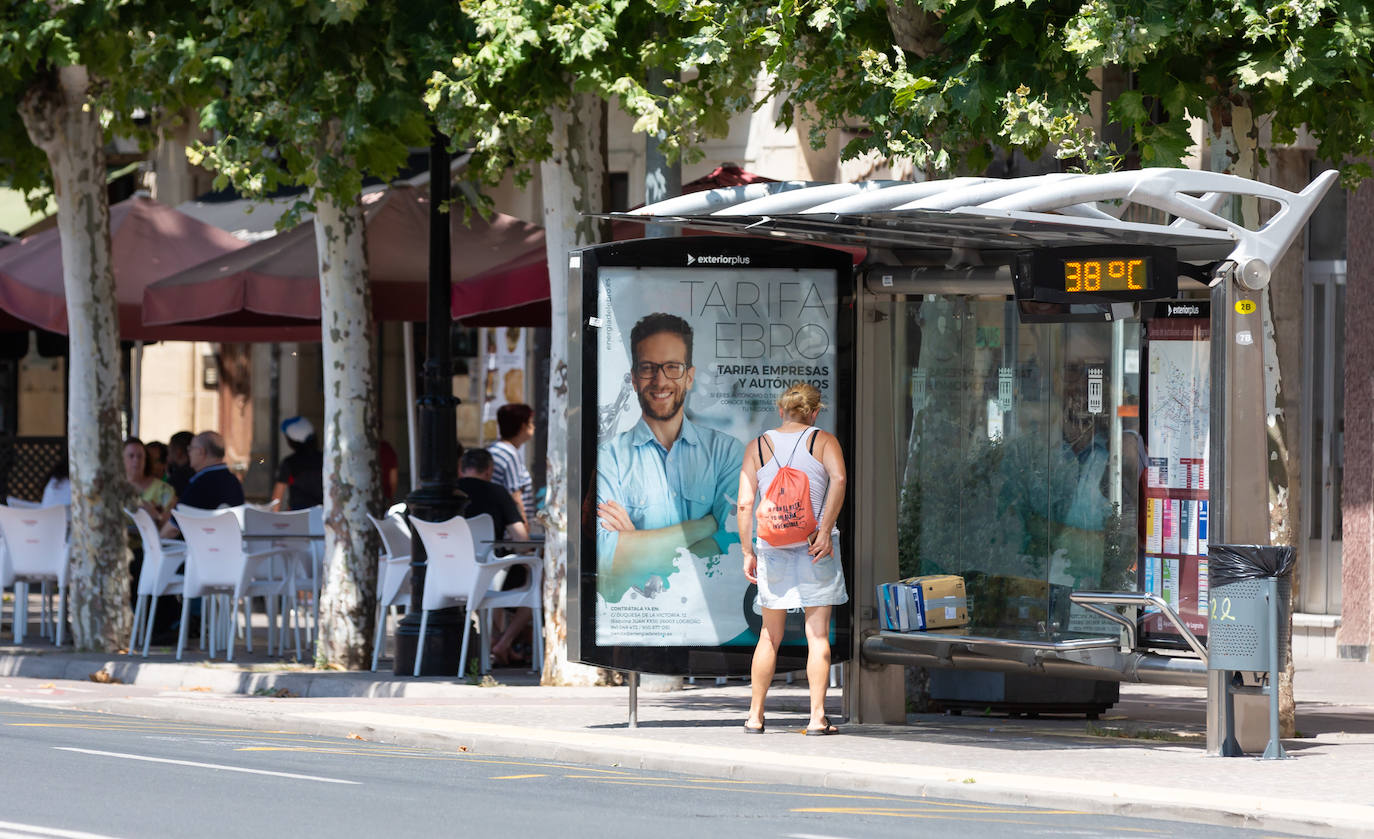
[{"xmin": 609, "ymin": 168, "xmax": 1338, "ymax": 290}]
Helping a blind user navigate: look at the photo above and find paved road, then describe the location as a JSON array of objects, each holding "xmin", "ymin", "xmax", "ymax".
[{"xmin": 0, "ymin": 701, "xmax": 1298, "ymax": 839}]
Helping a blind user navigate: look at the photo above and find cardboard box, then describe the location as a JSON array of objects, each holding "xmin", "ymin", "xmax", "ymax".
[
  {"xmin": 878, "ymin": 574, "xmax": 969, "ymax": 630},
  {"xmin": 910, "ymin": 574, "xmax": 969, "ymax": 629}
]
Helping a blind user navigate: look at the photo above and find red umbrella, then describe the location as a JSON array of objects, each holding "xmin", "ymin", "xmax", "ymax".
[
  {"xmin": 0, "ymin": 195, "xmax": 314, "ymax": 342},
  {"xmin": 142, "ymin": 185, "xmax": 547, "ymax": 329}
]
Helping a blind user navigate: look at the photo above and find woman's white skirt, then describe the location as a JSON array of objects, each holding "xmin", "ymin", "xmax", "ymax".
[{"xmin": 756, "ymin": 529, "xmax": 849, "ymax": 610}]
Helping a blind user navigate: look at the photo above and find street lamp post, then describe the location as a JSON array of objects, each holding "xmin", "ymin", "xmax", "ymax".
[{"xmin": 393, "ymin": 130, "xmax": 469, "ymax": 676}]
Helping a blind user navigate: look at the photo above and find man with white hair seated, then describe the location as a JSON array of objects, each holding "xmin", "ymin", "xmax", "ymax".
[{"xmin": 159, "ymin": 430, "xmax": 244, "ymax": 538}]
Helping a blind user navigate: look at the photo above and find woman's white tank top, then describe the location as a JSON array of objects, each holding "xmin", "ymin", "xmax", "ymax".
[{"xmin": 755, "ymin": 427, "xmax": 828, "ymax": 526}]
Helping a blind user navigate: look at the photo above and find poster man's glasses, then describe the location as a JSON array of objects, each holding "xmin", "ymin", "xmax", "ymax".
[{"xmin": 634, "ymin": 361, "xmax": 688, "ymax": 380}]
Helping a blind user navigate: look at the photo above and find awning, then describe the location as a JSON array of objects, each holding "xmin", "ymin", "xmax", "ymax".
[
  {"xmin": 143, "ymin": 184, "xmax": 547, "ymax": 330},
  {"xmin": 0, "ymin": 194, "xmax": 316, "ymax": 341}
]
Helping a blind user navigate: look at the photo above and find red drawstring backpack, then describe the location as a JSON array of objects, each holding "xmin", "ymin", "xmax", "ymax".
[{"xmin": 756, "ymin": 428, "xmax": 819, "ymax": 547}]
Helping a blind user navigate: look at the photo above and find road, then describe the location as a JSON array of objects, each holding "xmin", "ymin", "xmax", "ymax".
[{"xmin": 0, "ymin": 700, "xmax": 1297, "ymax": 839}]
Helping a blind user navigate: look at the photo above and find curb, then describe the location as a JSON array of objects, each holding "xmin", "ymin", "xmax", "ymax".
[
  {"xmin": 0, "ymin": 651, "xmax": 489, "ymax": 698},
  {"xmin": 6, "ymin": 650, "xmax": 1372, "ymax": 838},
  {"xmin": 74, "ymin": 694, "xmax": 1374, "ymax": 839}
]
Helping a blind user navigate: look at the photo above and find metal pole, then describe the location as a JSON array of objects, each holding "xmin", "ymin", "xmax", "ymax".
[
  {"xmin": 1108, "ymin": 320, "xmax": 1124, "ymax": 509},
  {"xmin": 393, "ymin": 130, "xmax": 469, "ymax": 676},
  {"xmin": 627, "ymin": 671, "xmax": 639, "ymax": 728},
  {"xmin": 402, "ymin": 322, "xmax": 419, "ymax": 491},
  {"xmin": 268, "ymin": 343, "xmax": 281, "ymax": 480},
  {"xmin": 130, "ymin": 341, "xmax": 143, "ymax": 436},
  {"xmin": 1262, "ymin": 578, "xmax": 1289, "ymax": 760},
  {"xmin": 1206, "ymin": 279, "xmax": 1229, "ymax": 755}
]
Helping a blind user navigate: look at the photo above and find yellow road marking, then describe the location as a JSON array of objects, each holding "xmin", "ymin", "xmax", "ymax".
[
  {"xmin": 230, "ymin": 745, "xmax": 629, "ymax": 775},
  {"xmin": 491, "ymin": 774, "xmax": 546, "ymax": 780},
  {"xmin": 585, "ymin": 779, "xmax": 903, "ymax": 801},
  {"xmin": 794, "ymin": 806, "xmax": 1086, "ymax": 817}
]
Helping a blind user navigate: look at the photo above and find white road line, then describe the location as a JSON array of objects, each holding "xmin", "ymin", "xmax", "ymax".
[
  {"xmin": 52, "ymin": 747, "xmax": 361, "ymax": 785},
  {"xmin": 0, "ymin": 821, "xmax": 125, "ymax": 839}
]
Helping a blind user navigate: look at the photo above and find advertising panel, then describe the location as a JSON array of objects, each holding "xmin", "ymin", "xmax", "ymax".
[
  {"xmin": 573, "ymin": 237, "xmax": 854, "ymax": 675},
  {"xmin": 1141, "ymin": 301, "xmax": 1211, "ymax": 646}
]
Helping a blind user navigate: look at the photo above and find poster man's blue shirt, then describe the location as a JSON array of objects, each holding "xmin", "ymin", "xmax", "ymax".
[{"xmin": 597, "ymin": 415, "xmax": 744, "ymax": 577}]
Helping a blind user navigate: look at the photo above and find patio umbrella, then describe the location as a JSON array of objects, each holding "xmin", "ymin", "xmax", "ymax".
[
  {"xmin": 141, "ymin": 184, "xmax": 547, "ymax": 329},
  {"xmin": 0, "ymin": 194, "xmax": 317, "ymax": 342}
]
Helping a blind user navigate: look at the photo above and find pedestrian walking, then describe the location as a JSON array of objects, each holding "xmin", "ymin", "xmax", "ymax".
[{"xmin": 737, "ymin": 383, "xmax": 848, "ymax": 735}]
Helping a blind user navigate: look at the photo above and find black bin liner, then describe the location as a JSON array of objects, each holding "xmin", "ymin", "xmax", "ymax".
[{"xmin": 1209, "ymin": 544, "xmax": 1295, "ymax": 589}]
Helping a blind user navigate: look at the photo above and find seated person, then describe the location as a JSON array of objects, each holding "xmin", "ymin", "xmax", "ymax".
[
  {"xmin": 161, "ymin": 431, "xmax": 245, "ymax": 538},
  {"xmin": 125, "ymin": 436, "xmax": 176, "ymax": 529},
  {"xmin": 458, "ymin": 448, "xmax": 528, "ymax": 542},
  {"xmin": 41, "ymin": 454, "xmax": 71, "ymax": 507},
  {"xmin": 165, "ymin": 431, "xmax": 196, "ymax": 497},
  {"xmin": 457, "ymin": 447, "xmax": 532, "ymax": 667},
  {"xmin": 271, "ymin": 416, "xmax": 323, "ymax": 511}
]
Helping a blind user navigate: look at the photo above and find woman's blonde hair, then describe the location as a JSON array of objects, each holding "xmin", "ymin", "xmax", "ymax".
[{"xmin": 777, "ymin": 382, "xmax": 824, "ymax": 419}]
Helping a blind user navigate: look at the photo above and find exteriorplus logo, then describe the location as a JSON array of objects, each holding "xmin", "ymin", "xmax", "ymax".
[
  {"xmin": 687, "ymin": 254, "xmax": 750, "ymax": 266},
  {"xmin": 1166, "ymin": 303, "xmax": 1201, "ymax": 316}
]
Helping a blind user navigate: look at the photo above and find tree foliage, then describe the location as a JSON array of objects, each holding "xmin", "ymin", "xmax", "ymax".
[
  {"xmin": 161, "ymin": 1, "xmax": 455, "ymax": 221},
  {"xmin": 427, "ymin": 0, "xmax": 768, "ymax": 193},
  {"xmin": 665, "ymin": 0, "xmax": 1374, "ymax": 183}
]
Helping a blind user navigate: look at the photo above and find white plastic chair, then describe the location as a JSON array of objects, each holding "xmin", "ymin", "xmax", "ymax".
[
  {"xmin": 368, "ymin": 512, "xmax": 413, "ymax": 671},
  {"xmin": 172, "ymin": 508, "xmax": 295, "ymax": 661},
  {"xmin": 172, "ymin": 503, "xmax": 245, "ymax": 652},
  {"xmin": 0, "ymin": 504, "xmax": 69, "ymax": 646},
  {"xmin": 465, "ymin": 512, "xmax": 497, "ymax": 563},
  {"xmin": 4, "ymin": 497, "xmax": 54, "ymax": 636},
  {"xmin": 465, "ymin": 513, "xmax": 543, "ymax": 673},
  {"xmin": 0, "ymin": 540, "xmax": 15, "ymax": 641},
  {"xmin": 407, "ymin": 514, "xmax": 542, "ymax": 677},
  {"xmin": 243, "ymin": 506, "xmax": 314, "ymax": 654},
  {"xmin": 125, "ymin": 508, "xmax": 186, "ymax": 657},
  {"xmin": 304, "ymin": 505, "xmax": 324, "ymax": 637}
]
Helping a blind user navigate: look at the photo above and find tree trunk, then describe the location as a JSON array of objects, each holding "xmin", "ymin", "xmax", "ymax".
[
  {"xmin": 152, "ymin": 113, "xmax": 198, "ymax": 206},
  {"xmin": 18, "ymin": 64, "xmax": 129, "ymax": 651},
  {"xmin": 539, "ymin": 92, "xmax": 612, "ymax": 686},
  {"xmin": 311, "ymin": 181, "xmax": 379, "ymax": 669}
]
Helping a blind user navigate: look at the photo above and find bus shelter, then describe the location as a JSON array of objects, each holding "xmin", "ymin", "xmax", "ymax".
[{"xmin": 567, "ymin": 168, "xmax": 1336, "ymax": 753}]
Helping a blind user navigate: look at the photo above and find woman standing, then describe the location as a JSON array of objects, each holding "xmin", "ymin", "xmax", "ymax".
[
  {"xmin": 738, "ymin": 383, "xmax": 848, "ymax": 735},
  {"xmin": 124, "ymin": 437, "xmax": 176, "ymax": 529}
]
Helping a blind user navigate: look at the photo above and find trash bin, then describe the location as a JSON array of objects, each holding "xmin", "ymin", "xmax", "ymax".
[
  {"xmin": 1206, "ymin": 544, "xmax": 1295, "ymax": 760},
  {"xmin": 1206, "ymin": 545, "xmax": 1294, "ymax": 672}
]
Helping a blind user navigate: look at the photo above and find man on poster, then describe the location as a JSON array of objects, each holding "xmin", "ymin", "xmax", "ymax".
[{"xmin": 597, "ymin": 313, "xmax": 744, "ymax": 601}]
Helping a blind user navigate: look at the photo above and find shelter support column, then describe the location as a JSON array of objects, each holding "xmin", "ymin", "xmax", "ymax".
[
  {"xmin": 1207, "ymin": 274, "xmax": 1278, "ymax": 755},
  {"xmin": 1339, "ymin": 177, "xmax": 1374, "ymax": 661},
  {"xmin": 846, "ymin": 294, "xmax": 906, "ymax": 723}
]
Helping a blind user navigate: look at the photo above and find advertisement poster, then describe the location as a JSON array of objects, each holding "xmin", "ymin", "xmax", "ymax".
[
  {"xmin": 1142, "ymin": 305, "xmax": 1210, "ymax": 641},
  {"xmin": 592, "ymin": 264, "xmax": 840, "ymax": 648},
  {"xmin": 480, "ymin": 327, "xmax": 527, "ymax": 443}
]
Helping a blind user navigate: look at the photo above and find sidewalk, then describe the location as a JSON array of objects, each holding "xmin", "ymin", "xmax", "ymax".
[{"xmin": 1, "ymin": 642, "xmax": 1372, "ymax": 837}]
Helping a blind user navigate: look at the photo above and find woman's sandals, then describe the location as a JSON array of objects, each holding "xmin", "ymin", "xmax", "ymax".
[{"xmin": 803, "ymin": 716, "xmax": 840, "ymax": 736}]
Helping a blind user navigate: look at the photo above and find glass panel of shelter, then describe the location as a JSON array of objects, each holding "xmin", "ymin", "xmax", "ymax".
[{"xmin": 890, "ymin": 296, "xmax": 1146, "ymax": 643}]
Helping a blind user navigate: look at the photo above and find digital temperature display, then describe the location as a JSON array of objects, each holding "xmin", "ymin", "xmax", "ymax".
[
  {"xmin": 1063, "ymin": 257, "xmax": 1151, "ymax": 293},
  {"xmin": 1013, "ymin": 245, "xmax": 1177, "ymax": 310}
]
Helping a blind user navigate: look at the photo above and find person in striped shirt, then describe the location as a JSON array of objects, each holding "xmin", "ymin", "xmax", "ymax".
[{"xmin": 488, "ymin": 403, "xmax": 536, "ymax": 527}]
